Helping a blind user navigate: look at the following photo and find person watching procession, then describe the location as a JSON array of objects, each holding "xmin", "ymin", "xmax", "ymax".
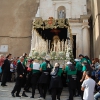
[
  {"xmin": 9, "ymin": 59, "xmax": 15, "ymax": 82},
  {"xmin": 1, "ymin": 53, "xmax": 12, "ymax": 86},
  {"xmin": 81, "ymin": 71, "xmax": 95, "ymax": 100},
  {"xmin": 94, "ymin": 81, "xmax": 100, "ymax": 100},
  {"xmin": 0, "ymin": 54, "xmax": 5, "ymax": 81}
]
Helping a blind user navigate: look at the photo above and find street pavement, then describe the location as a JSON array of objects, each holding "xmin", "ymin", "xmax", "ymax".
[{"xmin": 0, "ymin": 82, "xmax": 81, "ymax": 100}]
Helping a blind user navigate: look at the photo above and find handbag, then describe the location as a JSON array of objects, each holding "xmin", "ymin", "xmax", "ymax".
[
  {"xmin": 0, "ymin": 67, "xmax": 2, "ymax": 73},
  {"xmin": 51, "ymin": 67, "xmax": 59, "ymax": 77}
]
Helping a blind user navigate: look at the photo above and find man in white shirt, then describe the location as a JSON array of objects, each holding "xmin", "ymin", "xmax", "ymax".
[{"xmin": 81, "ymin": 71, "xmax": 95, "ymax": 100}]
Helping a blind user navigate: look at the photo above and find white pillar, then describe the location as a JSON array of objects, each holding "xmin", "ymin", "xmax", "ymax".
[
  {"xmin": 82, "ymin": 25, "xmax": 90, "ymax": 57},
  {"xmin": 32, "ymin": 29, "xmax": 37, "ymax": 50}
]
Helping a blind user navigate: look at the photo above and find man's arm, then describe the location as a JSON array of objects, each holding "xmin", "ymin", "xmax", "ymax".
[
  {"xmin": 81, "ymin": 87, "xmax": 85, "ymax": 91},
  {"xmin": 81, "ymin": 81, "xmax": 85, "ymax": 91},
  {"xmin": 80, "ymin": 71, "xmax": 86, "ymax": 82}
]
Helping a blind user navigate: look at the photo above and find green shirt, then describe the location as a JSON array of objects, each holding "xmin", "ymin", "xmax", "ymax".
[
  {"xmin": 57, "ymin": 68, "xmax": 63, "ymax": 76},
  {"xmin": 76, "ymin": 61, "xmax": 82, "ymax": 71},
  {"xmin": 17, "ymin": 60, "xmax": 20, "ymax": 63},
  {"xmin": 40, "ymin": 62, "xmax": 47, "ymax": 70},
  {"xmin": 82, "ymin": 65, "xmax": 86, "ymax": 72},
  {"xmin": 30, "ymin": 63, "xmax": 40, "ymax": 73},
  {"xmin": 23, "ymin": 58, "xmax": 27, "ymax": 66},
  {"xmin": 87, "ymin": 60, "xmax": 92, "ymax": 65},
  {"xmin": 81, "ymin": 58, "xmax": 87, "ymax": 63},
  {"xmin": 64, "ymin": 66, "xmax": 77, "ymax": 75}
]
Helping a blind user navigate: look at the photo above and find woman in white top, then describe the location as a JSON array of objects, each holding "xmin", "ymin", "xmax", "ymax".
[{"xmin": 9, "ymin": 59, "xmax": 14, "ymax": 82}]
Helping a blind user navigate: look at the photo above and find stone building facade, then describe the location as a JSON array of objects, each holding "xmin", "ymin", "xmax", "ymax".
[
  {"xmin": 90, "ymin": 0, "xmax": 100, "ymax": 58},
  {"xmin": 0, "ymin": 0, "xmax": 39, "ymax": 56}
]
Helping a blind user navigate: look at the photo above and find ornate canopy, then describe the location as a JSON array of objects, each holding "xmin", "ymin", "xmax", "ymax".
[{"xmin": 33, "ymin": 17, "xmax": 69, "ymax": 29}]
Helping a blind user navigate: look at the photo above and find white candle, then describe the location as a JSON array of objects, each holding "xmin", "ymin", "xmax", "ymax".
[
  {"xmin": 58, "ymin": 41, "xmax": 60, "ymax": 52},
  {"xmin": 54, "ymin": 40, "xmax": 55, "ymax": 51},
  {"xmin": 46, "ymin": 40, "xmax": 48, "ymax": 52},
  {"xmin": 65, "ymin": 39, "xmax": 67, "ymax": 51},
  {"xmin": 49, "ymin": 40, "xmax": 51, "ymax": 51},
  {"xmin": 61, "ymin": 41, "xmax": 63, "ymax": 51},
  {"xmin": 62, "ymin": 40, "xmax": 64, "ymax": 51}
]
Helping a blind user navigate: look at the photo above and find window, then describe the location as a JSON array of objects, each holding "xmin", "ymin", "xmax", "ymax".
[{"xmin": 57, "ymin": 6, "xmax": 66, "ymax": 19}]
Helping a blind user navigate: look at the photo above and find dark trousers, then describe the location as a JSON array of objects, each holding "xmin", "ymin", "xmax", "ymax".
[
  {"xmin": 81, "ymin": 91, "xmax": 83, "ymax": 100},
  {"xmin": 31, "ymin": 73, "xmax": 40, "ymax": 97},
  {"xmin": 0, "ymin": 73, "xmax": 2, "ymax": 81},
  {"xmin": 39, "ymin": 83, "xmax": 48, "ymax": 99},
  {"xmin": 68, "ymin": 88, "xmax": 75, "ymax": 100},
  {"xmin": 22, "ymin": 74, "xmax": 26, "ymax": 87},
  {"xmin": 24, "ymin": 72, "xmax": 32, "ymax": 91},
  {"xmin": 32, "ymin": 83, "xmax": 37, "ymax": 97},
  {"xmin": 8, "ymin": 72, "xmax": 13, "ymax": 82},
  {"xmin": 51, "ymin": 88, "xmax": 62, "ymax": 100},
  {"xmin": 12, "ymin": 77, "xmax": 23, "ymax": 95},
  {"xmin": 1, "ymin": 72, "xmax": 9, "ymax": 85},
  {"xmin": 76, "ymin": 71, "xmax": 82, "ymax": 95},
  {"xmin": 68, "ymin": 75, "xmax": 76, "ymax": 100}
]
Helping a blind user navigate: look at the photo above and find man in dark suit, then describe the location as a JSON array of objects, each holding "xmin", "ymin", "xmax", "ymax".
[
  {"xmin": 11, "ymin": 56, "xmax": 28, "ymax": 97},
  {"xmin": 1, "ymin": 54, "xmax": 12, "ymax": 86}
]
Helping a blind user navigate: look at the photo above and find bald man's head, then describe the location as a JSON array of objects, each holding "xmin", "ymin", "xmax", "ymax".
[{"xmin": 19, "ymin": 56, "xmax": 24, "ymax": 62}]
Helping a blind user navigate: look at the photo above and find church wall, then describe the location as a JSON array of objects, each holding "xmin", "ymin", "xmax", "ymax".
[
  {"xmin": 40, "ymin": 0, "xmax": 87, "ymax": 19},
  {"xmin": 70, "ymin": 23, "xmax": 83, "ymax": 57},
  {"xmin": 71, "ymin": 0, "xmax": 86, "ymax": 18},
  {"xmin": 9, "ymin": 38, "xmax": 31, "ymax": 57},
  {"xmin": 0, "ymin": 0, "xmax": 39, "ymax": 56},
  {"xmin": 91, "ymin": 0, "xmax": 100, "ymax": 58},
  {"xmin": 40, "ymin": 0, "xmax": 54, "ymax": 19}
]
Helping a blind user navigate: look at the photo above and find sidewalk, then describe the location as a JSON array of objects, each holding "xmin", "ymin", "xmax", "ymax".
[{"xmin": 0, "ymin": 82, "xmax": 81, "ymax": 100}]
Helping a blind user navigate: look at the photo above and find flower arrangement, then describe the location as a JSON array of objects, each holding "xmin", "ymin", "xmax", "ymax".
[
  {"xmin": 58, "ymin": 51, "xmax": 65, "ymax": 59},
  {"xmin": 50, "ymin": 51, "xmax": 56, "ymax": 57},
  {"xmin": 32, "ymin": 51, "xmax": 39, "ymax": 57},
  {"xmin": 40, "ymin": 52, "xmax": 46, "ymax": 57}
]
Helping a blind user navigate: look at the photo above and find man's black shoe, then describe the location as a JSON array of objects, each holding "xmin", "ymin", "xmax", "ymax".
[
  {"xmin": 75, "ymin": 94, "xmax": 81, "ymax": 97},
  {"xmin": 11, "ymin": 92, "xmax": 15, "ymax": 97},
  {"xmin": 1, "ymin": 84, "xmax": 4, "ymax": 86},
  {"xmin": 22, "ymin": 92, "xmax": 28, "ymax": 97},
  {"xmin": 4, "ymin": 84, "xmax": 7, "ymax": 86},
  {"xmin": 30, "ymin": 96, "xmax": 34, "ymax": 98},
  {"xmin": 16, "ymin": 95, "xmax": 21, "ymax": 97},
  {"xmin": 26, "ymin": 90, "xmax": 31, "ymax": 93},
  {"xmin": 1, "ymin": 84, "xmax": 7, "ymax": 86}
]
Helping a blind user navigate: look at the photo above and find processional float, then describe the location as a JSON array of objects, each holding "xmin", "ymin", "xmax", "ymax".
[{"xmin": 29, "ymin": 17, "xmax": 74, "ymax": 63}]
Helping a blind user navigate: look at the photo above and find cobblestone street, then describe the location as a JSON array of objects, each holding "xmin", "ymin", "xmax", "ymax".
[{"xmin": 0, "ymin": 82, "xmax": 81, "ymax": 100}]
